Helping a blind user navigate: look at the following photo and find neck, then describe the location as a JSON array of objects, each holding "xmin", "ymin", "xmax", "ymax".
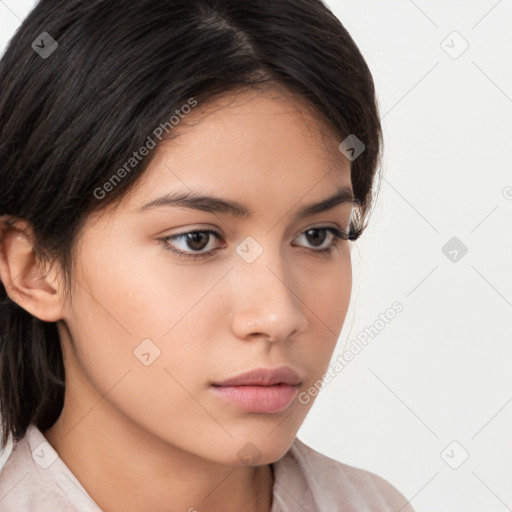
[{"xmin": 44, "ymin": 408, "xmax": 274, "ymax": 512}]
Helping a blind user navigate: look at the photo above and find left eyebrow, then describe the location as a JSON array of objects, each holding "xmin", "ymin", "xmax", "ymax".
[{"xmin": 133, "ymin": 185, "xmax": 356, "ymax": 219}]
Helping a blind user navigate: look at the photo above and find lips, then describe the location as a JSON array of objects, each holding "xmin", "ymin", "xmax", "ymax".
[
  {"xmin": 211, "ymin": 366, "xmax": 302, "ymax": 387},
  {"xmin": 210, "ymin": 366, "xmax": 303, "ymax": 413}
]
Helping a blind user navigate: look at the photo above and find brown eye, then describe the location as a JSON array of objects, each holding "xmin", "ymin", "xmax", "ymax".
[
  {"xmin": 304, "ymin": 228, "xmax": 328, "ymax": 247},
  {"xmin": 293, "ymin": 227, "xmax": 348, "ymax": 253},
  {"xmin": 183, "ymin": 231, "xmax": 210, "ymax": 251},
  {"xmin": 160, "ymin": 229, "xmax": 223, "ymax": 260}
]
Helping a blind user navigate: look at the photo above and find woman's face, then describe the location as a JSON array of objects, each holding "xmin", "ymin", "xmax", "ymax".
[{"xmin": 57, "ymin": 88, "xmax": 355, "ymax": 465}]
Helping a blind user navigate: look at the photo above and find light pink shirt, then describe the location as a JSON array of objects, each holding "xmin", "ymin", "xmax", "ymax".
[{"xmin": 0, "ymin": 424, "xmax": 414, "ymax": 511}]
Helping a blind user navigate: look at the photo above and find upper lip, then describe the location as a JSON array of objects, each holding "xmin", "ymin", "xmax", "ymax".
[{"xmin": 212, "ymin": 366, "xmax": 302, "ymax": 387}]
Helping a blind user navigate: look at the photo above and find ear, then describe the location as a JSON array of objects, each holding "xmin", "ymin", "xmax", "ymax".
[{"xmin": 0, "ymin": 215, "xmax": 65, "ymax": 322}]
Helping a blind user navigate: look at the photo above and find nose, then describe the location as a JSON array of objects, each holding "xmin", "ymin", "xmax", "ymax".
[{"xmin": 229, "ymin": 248, "xmax": 309, "ymax": 343}]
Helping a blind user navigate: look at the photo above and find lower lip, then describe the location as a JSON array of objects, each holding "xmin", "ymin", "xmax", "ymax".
[{"xmin": 210, "ymin": 384, "xmax": 300, "ymax": 413}]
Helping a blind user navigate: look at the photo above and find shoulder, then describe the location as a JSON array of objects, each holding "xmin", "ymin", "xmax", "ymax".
[
  {"xmin": 0, "ymin": 424, "xmax": 86, "ymax": 511},
  {"xmin": 272, "ymin": 437, "xmax": 415, "ymax": 512}
]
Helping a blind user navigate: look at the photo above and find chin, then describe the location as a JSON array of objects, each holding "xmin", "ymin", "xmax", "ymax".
[{"xmin": 216, "ymin": 432, "xmax": 297, "ymax": 468}]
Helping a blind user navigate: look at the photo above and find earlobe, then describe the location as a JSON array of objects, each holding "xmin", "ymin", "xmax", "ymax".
[{"xmin": 0, "ymin": 216, "xmax": 65, "ymax": 322}]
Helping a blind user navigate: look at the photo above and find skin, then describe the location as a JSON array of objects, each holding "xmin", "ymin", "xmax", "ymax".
[{"xmin": 0, "ymin": 87, "xmax": 355, "ymax": 512}]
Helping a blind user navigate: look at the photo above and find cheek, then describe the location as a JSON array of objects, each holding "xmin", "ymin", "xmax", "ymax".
[
  {"xmin": 66, "ymin": 245, "xmax": 224, "ymax": 392},
  {"xmin": 64, "ymin": 270, "xmax": 218, "ymax": 441},
  {"xmin": 74, "ymin": 238, "xmax": 210, "ymax": 338},
  {"xmin": 298, "ymin": 255, "xmax": 352, "ymax": 370},
  {"xmin": 304, "ymin": 250, "xmax": 352, "ymax": 331}
]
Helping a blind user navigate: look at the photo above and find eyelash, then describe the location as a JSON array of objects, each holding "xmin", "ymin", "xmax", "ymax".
[{"xmin": 158, "ymin": 226, "xmax": 349, "ymax": 261}]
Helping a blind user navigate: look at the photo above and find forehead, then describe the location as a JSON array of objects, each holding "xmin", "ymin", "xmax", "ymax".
[{"xmin": 128, "ymin": 87, "xmax": 350, "ymax": 200}]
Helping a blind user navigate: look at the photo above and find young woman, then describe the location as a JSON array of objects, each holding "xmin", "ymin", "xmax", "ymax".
[{"xmin": 0, "ymin": 0, "xmax": 414, "ymax": 510}]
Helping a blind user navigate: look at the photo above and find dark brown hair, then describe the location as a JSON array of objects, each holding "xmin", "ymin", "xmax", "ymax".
[{"xmin": 0, "ymin": 0, "xmax": 382, "ymax": 450}]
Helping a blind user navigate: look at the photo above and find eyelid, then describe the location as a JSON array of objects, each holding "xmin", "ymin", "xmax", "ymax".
[
  {"xmin": 158, "ymin": 223, "xmax": 350, "ymax": 261},
  {"xmin": 159, "ymin": 219, "xmax": 349, "ymax": 243}
]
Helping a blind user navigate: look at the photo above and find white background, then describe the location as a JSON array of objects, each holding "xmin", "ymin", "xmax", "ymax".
[{"xmin": 1, "ymin": 1, "xmax": 511, "ymax": 511}]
